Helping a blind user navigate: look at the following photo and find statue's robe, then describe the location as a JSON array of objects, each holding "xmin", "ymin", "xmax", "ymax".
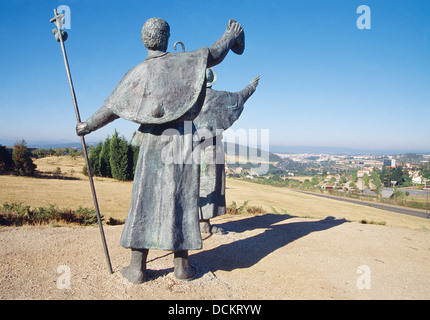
[
  {"xmin": 110, "ymin": 48, "xmax": 208, "ymax": 251},
  {"xmin": 192, "ymin": 88, "xmax": 246, "ymax": 221}
]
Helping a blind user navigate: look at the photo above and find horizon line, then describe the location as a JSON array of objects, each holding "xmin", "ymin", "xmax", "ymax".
[{"xmin": 1, "ymin": 138, "xmax": 429, "ymax": 156}]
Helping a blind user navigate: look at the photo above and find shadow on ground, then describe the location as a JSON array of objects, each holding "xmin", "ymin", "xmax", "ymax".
[{"xmin": 191, "ymin": 214, "xmax": 347, "ymax": 276}]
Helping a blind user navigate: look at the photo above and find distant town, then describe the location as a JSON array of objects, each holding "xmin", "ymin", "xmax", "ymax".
[
  {"xmin": 226, "ymin": 151, "xmax": 430, "ymax": 210},
  {"xmin": 274, "ymin": 152, "xmax": 429, "ymax": 183}
]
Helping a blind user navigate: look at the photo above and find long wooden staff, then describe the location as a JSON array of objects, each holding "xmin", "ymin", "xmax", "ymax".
[{"xmin": 50, "ymin": 9, "xmax": 113, "ymax": 274}]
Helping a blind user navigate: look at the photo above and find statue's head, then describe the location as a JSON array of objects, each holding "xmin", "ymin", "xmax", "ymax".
[
  {"xmin": 141, "ymin": 17, "xmax": 170, "ymax": 52},
  {"xmin": 206, "ymin": 68, "xmax": 217, "ymax": 88}
]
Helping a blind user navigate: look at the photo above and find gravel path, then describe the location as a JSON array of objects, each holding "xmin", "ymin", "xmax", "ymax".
[{"xmin": 1, "ymin": 214, "xmax": 429, "ymax": 300}]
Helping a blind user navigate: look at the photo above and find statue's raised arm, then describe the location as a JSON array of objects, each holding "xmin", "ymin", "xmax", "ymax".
[
  {"xmin": 207, "ymin": 19, "xmax": 245, "ymax": 68},
  {"xmin": 238, "ymin": 75, "xmax": 260, "ymax": 104}
]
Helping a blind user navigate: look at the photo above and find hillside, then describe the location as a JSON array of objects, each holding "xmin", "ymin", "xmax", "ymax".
[
  {"xmin": 223, "ymin": 141, "xmax": 282, "ymax": 163},
  {"xmin": 1, "ymin": 155, "xmax": 429, "ymax": 230}
]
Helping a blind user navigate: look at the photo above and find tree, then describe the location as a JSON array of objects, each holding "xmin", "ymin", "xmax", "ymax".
[
  {"xmin": 128, "ymin": 131, "xmax": 140, "ymax": 179},
  {"xmin": 88, "ymin": 142, "xmax": 103, "ymax": 176},
  {"xmin": 127, "ymin": 144, "xmax": 139, "ymax": 180},
  {"xmin": 99, "ymin": 136, "xmax": 111, "ymax": 177},
  {"xmin": 371, "ymin": 170, "xmax": 382, "ymax": 188},
  {"xmin": 391, "ymin": 166, "xmax": 403, "ymax": 185},
  {"xmin": 302, "ymin": 179, "xmax": 312, "ymax": 188},
  {"xmin": 363, "ymin": 173, "xmax": 370, "ymax": 188},
  {"xmin": 338, "ymin": 175, "xmax": 347, "ymax": 186},
  {"xmin": 394, "ymin": 189, "xmax": 405, "ymax": 202},
  {"xmin": 82, "ymin": 130, "xmax": 140, "ymax": 181},
  {"xmin": 311, "ymin": 176, "xmax": 320, "ymax": 186},
  {"xmin": 380, "ymin": 166, "xmax": 392, "ymax": 187},
  {"xmin": 421, "ymin": 162, "xmax": 430, "ymax": 179},
  {"xmin": 109, "ymin": 130, "xmax": 130, "ymax": 181},
  {"xmin": 12, "ymin": 140, "xmax": 36, "ymax": 176},
  {"xmin": 0, "ymin": 145, "xmax": 13, "ymax": 172}
]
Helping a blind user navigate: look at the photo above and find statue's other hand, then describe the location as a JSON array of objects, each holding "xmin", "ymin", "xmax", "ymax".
[
  {"xmin": 250, "ymin": 75, "xmax": 260, "ymax": 89},
  {"xmin": 76, "ymin": 122, "xmax": 91, "ymax": 136}
]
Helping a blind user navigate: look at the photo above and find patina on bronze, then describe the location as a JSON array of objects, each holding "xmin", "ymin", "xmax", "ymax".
[{"xmin": 50, "ymin": 9, "xmax": 113, "ymax": 274}]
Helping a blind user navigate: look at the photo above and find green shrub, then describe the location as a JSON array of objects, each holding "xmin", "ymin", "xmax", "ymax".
[
  {"xmin": 226, "ymin": 200, "xmax": 249, "ymax": 215},
  {"xmin": 0, "ymin": 202, "xmax": 31, "ymax": 226},
  {"xmin": 0, "ymin": 202, "xmax": 103, "ymax": 226},
  {"xmin": 245, "ymin": 205, "xmax": 265, "ymax": 215},
  {"xmin": 107, "ymin": 217, "xmax": 126, "ymax": 225},
  {"xmin": 74, "ymin": 206, "xmax": 99, "ymax": 225},
  {"xmin": 226, "ymin": 200, "xmax": 266, "ymax": 215},
  {"xmin": 360, "ymin": 219, "xmax": 386, "ymax": 226}
]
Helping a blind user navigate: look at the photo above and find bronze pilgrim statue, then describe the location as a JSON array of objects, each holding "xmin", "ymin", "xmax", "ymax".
[{"xmin": 76, "ymin": 17, "xmax": 258, "ymax": 283}]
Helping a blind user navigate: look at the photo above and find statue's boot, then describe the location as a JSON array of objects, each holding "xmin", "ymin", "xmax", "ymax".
[
  {"xmin": 200, "ymin": 219, "xmax": 226, "ymax": 235},
  {"xmin": 174, "ymin": 250, "xmax": 198, "ymax": 280},
  {"xmin": 121, "ymin": 248, "xmax": 148, "ymax": 284}
]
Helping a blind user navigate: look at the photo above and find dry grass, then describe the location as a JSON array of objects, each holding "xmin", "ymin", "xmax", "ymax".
[
  {"xmin": 1, "ymin": 156, "xmax": 429, "ymax": 230},
  {"xmin": 1, "ymin": 156, "xmax": 131, "ymax": 220},
  {"xmin": 34, "ymin": 155, "xmax": 87, "ymax": 179},
  {"xmin": 225, "ymin": 179, "xmax": 430, "ymax": 230},
  {"xmin": 0, "ymin": 174, "xmax": 132, "ymax": 221}
]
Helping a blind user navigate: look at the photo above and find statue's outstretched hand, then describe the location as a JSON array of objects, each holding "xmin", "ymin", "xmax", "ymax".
[
  {"xmin": 227, "ymin": 19, "xmax": 243, "ymax": 39},
  {"xmin": 250, "ymin": 75, "xmax": 260, "ymax": 89}
]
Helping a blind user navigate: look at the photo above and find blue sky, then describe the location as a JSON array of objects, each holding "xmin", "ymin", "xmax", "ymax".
[{"xmin": 0, "ymin": 0, "xmax": 429, "ymax": 153}]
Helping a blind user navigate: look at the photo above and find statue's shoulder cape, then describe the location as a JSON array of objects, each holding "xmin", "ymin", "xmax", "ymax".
[{"xmin": 104, "ymin": 47, "xmax": 208, "ymax": 124}]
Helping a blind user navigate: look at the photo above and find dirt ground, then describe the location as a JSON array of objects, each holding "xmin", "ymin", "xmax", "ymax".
[{"xmin": 1, "ymin": 213, "xmax": 429, "ymax": 300}]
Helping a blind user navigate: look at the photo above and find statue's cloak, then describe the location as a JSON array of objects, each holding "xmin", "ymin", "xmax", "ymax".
[
  {"xmin": 193, "ymin": 88, "xmax": 244, "ymax": 136},
  {"xmin": 193, "ymin": 88, "xmax": 245, "ymax": 220},
  {"xmin": 105, "ymin": 48, "xmax": 208, "ymax": 125}
]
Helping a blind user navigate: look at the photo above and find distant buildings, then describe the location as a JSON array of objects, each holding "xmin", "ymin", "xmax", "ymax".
[
  {"xmin": 357, "ymin": 168, "xmax": 373, "ymax": 177},
  {"xmin": 383, "ymin": 159, "xmax": 396, "ymax": 167},
  {"xmin": 410, "ymin": 171, "xmax": 423, "ymax": 184}
]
